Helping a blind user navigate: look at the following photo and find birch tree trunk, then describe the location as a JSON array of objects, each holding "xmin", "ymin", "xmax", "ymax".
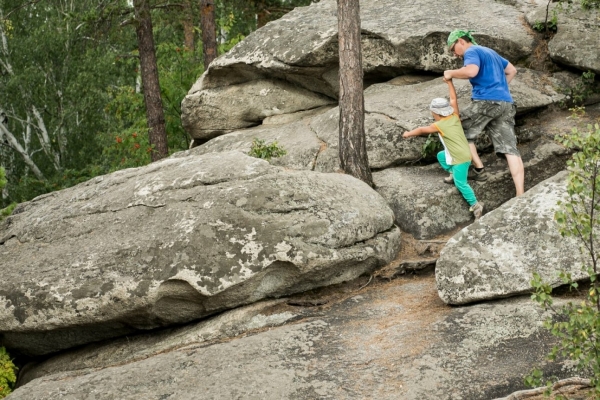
[
  {"xmin": 200, "ymin": 0, "xmax": 217, "ymax": 68},
  {"xmin": 337, "ymin": 0, "xmax": 372, "ymax": 186},
  {"xmin": 0, "ymin": 10, "xmax": 50, "ymax": 181},
  {"xmin": 133, "ymin": 0, "xmax": 169, "ymax": 162}
]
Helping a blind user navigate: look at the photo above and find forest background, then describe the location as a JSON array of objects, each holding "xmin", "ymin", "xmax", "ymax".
[{"xmin": 0, "ymin": 0, "xmax": 316, "ymax": 211}]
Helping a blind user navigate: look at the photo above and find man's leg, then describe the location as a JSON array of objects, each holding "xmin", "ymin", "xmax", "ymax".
[
  {"xmin": 462, "ymin": 101, "xmax": 491, "ymax": 172},
  {"xmin": 487, "ymin": 102, "xmax": 523, "ymax": 196},
  {"xmin": 506, "ymin": 154, "xmax": 524, "ymax": 196},
  {"xmin": 469, "ymin": 142, "xmax": 484, "ymax": 169}
]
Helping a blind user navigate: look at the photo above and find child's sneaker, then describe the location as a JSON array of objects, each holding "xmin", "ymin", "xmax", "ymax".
[
  {"xmin": 469, "ymin": 202, "xmax": 484, "ymax": 220},
  {"xmin": 467, "ymin": 167, "xmax": 488, "ymax": 181},
  {"xmin": 443, "ymin": 173, "xmax": 454, "ymax": 184}
]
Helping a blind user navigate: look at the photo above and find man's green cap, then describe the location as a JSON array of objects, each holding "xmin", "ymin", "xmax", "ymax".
[{"xmin": 447, "ymin": 30, "xmax": 478, "ymax": 48}]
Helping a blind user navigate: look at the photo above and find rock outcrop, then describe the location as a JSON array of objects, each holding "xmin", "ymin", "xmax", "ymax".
[
  {"xmin": 0, "ymin": 151, "xmax": 400, "ymax": 356},
  {"xmin": 5, "ymin": 0, "xmax": 600, "ymax": 397},
  {"xmin": 373, "ymin": 138, "xmax": 571, "ymax": 240},
  {"xmin": 191, "ymin": 71, "xmax": 564, "ymax": 174},
  {"xmin": 10, "ymin": 275, "xmax": 576, "ymax": 400},
  {"xmin": 436, "ymin": 171, "xmax": 589, "ymax": 305},
  {"xmin": 182, "ymin": 0, "xmax": 535, "ymax": 138},
  {"xmin": 526, "ymin": 2, "xmax": 600, "ymax": 74}
]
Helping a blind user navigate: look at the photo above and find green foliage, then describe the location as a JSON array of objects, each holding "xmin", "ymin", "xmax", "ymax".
[
  {"xmin": 533, "ymin": 0, "xmax": 598, "ymax": 38},
  {"xmin": 533, "ymin": 9, "xmax": 558, "ymax": 33},
  {"xmin": 5, "ymin": 165, "xmax": 105, "ymax": 207},
  {"xmin": 581, "ymin": 0, "xmax": 600, "ymax": 9},
  {"xmin": 0, "ymin": 168, "xmax": 15, "ymax": 220},
  {"xmin": 560, "ymin": 71, "xmax": 598, "ymax": 108},
  {"xmin": 0, "ymin": 167, "xmax": 6, "ymax": 191},
  {"xmin": 99, "ymin": 41, "xmax": 200, "ymax": 171},
  {"xmin": 421, "ymin": 135, "xmax": 443, "ymax": 159},
  {"xmin": 101, "ymin": 128, "xmax": 152, "ymax": 171},
  {"xmin": 100, "ymin": 85, "xmax": 152, "ymax": 171},
  {"xmin": 0, "ymin": 0, "xmax": 315, "ymax": 208},
  {"xmin": 0, "ymin": 347, "xmax": 17, "ymax": 399},
  {"xmin": 155, "ymin": 42, "xmax": 203, "ymax": 151},
  {"xmin": 527, "ymin": 118, "xmax": 600, "ymax": 397},
  {"xmin": 216, "ymin": 9, "xmax": 246, "ymax": 54},
  {"xmin": 0, "ymin": 203, "xmax": 16, "ymax": 221},
  {"xmin": 248, "ymin": 138, "xmax": 287, "ymax": 161},
  {"xmin": 215, "ymin": 0, "xmax": 316, "ymax": 50},
  {"xmin": 0, "ymin": 0, "xmax": 138, "ymax": 204}
]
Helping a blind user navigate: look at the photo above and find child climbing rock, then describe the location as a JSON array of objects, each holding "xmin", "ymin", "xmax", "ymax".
[{"xmin": 402, "ymin": 78, "xmax": 484, "ymax": 219}]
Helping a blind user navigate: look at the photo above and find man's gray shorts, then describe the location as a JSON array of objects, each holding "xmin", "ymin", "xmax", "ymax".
[{"xmin": 461, "ymin": 100, "xmax": 520, "ymax": 157}]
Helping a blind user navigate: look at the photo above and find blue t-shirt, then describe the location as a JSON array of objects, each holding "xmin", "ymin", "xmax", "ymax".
[{"xmin": 464, "ymin": 46, "xmax": 513, "ymax": 103}]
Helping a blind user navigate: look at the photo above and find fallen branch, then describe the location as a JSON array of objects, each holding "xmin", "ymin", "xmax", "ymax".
[
  {"xmin": 358, "ymin": 275, "xmax": 373, "ymax": 290},
  {"xmin": 493, "ymin": 377, "xmax": 592, "ymax": 400}
]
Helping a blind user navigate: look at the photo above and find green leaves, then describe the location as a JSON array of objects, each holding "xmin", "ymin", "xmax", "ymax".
[
  {"xmin": 421, "ymin": 135, "xmax": 443, "ymax": 159},
  {"xmin": 0, "ymin": 0, "xmax": 315, "ymax": 209},
  {"xmin": 248, "ymin": 138, "xmax": 287, "ymax": 161},
  {"xmin": 559, "ymin": 71, "xmax": 597, "ymax": 108},
  {"xmin": 0, "ymin": 167, "xmax": 14, "ymax": 221},
  {"xmin": 0, "ymin": 347, "xmax": 17, "ymax": 399},
  {"xmin": 527, "ymin": 117, "xmax": 600, "ymax": 397},
  {"xmin": 0, "ymin": 167, "xmax": 6, "ymax": 191}
]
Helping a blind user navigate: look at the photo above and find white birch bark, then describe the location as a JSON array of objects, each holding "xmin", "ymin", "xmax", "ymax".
[
  {"xmin": 0, "ymin": 122, "xmax": 45, "ymax": 180},
  {"xmin": 0, "ymin": 8, "xmax": 61, "ymax": 180}
]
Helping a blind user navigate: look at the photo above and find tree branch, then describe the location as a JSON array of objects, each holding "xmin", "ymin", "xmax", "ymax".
[{"xmin": 4, "ymin": 0, "xmax": 47, "ymax": 19}]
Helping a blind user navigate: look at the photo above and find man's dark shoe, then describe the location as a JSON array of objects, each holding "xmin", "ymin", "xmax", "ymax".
[{"xmin": 467, "ymin": 168, "xmax": 488, "ymax": 181}]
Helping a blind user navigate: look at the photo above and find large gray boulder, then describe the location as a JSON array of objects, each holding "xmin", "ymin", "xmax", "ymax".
[
  {"xmin": 191, "ymin": 71, "xmax": 563, "ymax": 173},
  {"xmin": 18, "ymin": 298, "xmax": 295, "ymax": 386},
  {"xmin": 526, "ymin": 3, "xmax": 600, "ymax": 74},
  {"xmin": 436, "ymin": 171, "xmax": 589, "ymax": 305},
  {"xmin": 181, "ymin": 79, "xmax": 336, "ymax": 141},
  {"xmin": 182, "ymin": 0, "xmax": 535, "ymax": 138},
  {"xmin": 0, "ymin": 151, "xmax": 400, "ymax": 356},
  {"xmin": 373, "ymin": 137, "xmax": 570, "ymax": 240},
  {"xmin": 187, "ymin": 112, "xmax": 327, "ymax": 171},
  {"xmin": 10, "ymin": 275, "xmax": 576, "ymax": 400}
]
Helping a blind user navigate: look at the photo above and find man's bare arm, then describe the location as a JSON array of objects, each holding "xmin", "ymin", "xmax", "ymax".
[
  {"xmin": 444, "ymin": 64, "xmax": 479, "ymax": 80},
  {"xmin": 505, "ymin": 62, "xmax": 517, "ymax": 84}
]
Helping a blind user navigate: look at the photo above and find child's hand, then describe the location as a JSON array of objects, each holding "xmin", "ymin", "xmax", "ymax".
[{"xmin": 402, "ymin": 132, "xmax": 411, "ymax": 138}]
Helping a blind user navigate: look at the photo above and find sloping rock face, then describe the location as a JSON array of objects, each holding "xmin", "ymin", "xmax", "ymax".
[
  {"xmin": 526, "ymin": 3, "xmax": 600, "ymax": 74},
  {"xmin": 182, "ymin": 0, "xmax": 535, "ymax": 139},
  {"xmin": 10, "ymin": 276, "xmax": 576, "ymax": 400},
  {"xmin": 191, "ymin": 71, "xmax": 563, "ymax": 173},
  {"xmin": 18, "ymin": 299, "xmax": 295, "ymax": 386},
  {"xmin": 180, "ymin": 79, "xmax": 336, "ymax": 141},
  {"xmin": 436, "ymin": 171, "xmax": 588, "ymax": 305},
  {"xmin": 0, "ymin": 151, "xmax": 400, "ymax": 356},
  {"xmin": 186, "ymin": 112, "xmax": 328, "ymax": 171},
  {"xmin": 373, "ymin": 137, "xmax": 570, "ymax": 240}
]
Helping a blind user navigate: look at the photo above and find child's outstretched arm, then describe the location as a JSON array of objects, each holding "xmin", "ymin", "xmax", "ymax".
[
  {"xmin": 444, "ymin": 78, "xmax": 459, "ymax": 117},
  {"xmin": 402, "ymin": 124, "xmax": 438, "ymax": 138}
]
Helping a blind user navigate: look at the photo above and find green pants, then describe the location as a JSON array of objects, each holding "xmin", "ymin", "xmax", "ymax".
[{"xmin": 437, "ymin": 151, "xmax": 477, "ymax": 207}]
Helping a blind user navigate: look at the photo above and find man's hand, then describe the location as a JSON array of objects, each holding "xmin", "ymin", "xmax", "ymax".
[{"xmin": 443, "ymin": 70, "xmax": 453, "ymax": 81}]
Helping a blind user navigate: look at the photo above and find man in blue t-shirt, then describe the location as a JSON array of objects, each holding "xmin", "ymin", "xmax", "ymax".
[{"xmin": 443, "ymin": 30, "xmax": 524, "ymax": 197}]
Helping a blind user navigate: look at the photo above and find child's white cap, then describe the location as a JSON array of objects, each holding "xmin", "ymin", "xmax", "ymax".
[{"xmin": 429, "ymin": 98, "xmax": 454, "ymax": 116}]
